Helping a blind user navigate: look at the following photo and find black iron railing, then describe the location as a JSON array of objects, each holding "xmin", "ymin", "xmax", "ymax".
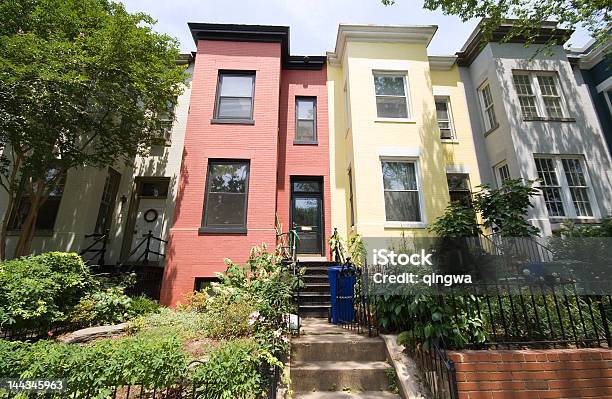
[
  {"xmin": 117, "ymin": 230, "xmax": 167, "ymax": 270},
  {"xmin": 79, "ymin": 229, "xmax": 110, "ymax": 266},
  {"xmin": 409, "ymin": 342, "xmax": 459, "ymax": 399},
  {"xmin": 277, "ymin": 226, "xmax": 302, "ymax": 336}
]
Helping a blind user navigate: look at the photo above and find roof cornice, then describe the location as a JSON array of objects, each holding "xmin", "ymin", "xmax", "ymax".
[
  {"xmin": 187, "ymin": 23, "xmax": 325, "ymax": 70},
  {"xmin": 428, "ymin": 55, "xmax": 457, "ymax": 70},
  {"xmin": 456, "ymin": 19, "xmax": 573, "ymax": 67},
  {"xmin": 568, "ymin": 38, "xmax": 611, "ymax": 70},
  {"xmin": 328, "ymin": 24, "xmax": 438, "ymax": 66}
]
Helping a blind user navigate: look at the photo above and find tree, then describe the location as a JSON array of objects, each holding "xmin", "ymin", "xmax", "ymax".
[
  {"xmin": 382, "ymin": 0, "xmax": 610, "ymax": 50},
  {"xmin": 429, "ymin": 202, "xmax": 481, "ymax": 237},
  {"xmin": 473, "ymin": 179, "xmax": 540, "ymax": 237},
  {"xmin": 0, "ymin": 0, "xmax": 188, "ymax": 259}
]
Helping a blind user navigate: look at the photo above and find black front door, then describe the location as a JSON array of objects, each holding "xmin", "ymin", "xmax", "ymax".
[{"xmin": 291, "ymin": 178, "xmax": 323, "ymax": 255}]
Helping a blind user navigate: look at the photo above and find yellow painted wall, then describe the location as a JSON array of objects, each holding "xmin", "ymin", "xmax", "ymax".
[
  {"xmin": 329, "ymin": 40, "xmax": 483, "ymax": 239},
  {"xmin": 431, "ymin": 66, "xmax": 483, "ymax": 195}
]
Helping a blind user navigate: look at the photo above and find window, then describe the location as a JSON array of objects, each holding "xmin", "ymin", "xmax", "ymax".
[
  {"xmin": 512, "ymin": 72, "xmax": 566, "ymax": 119},
  {"xmin": 513, "ymin": 74, "xmax": 538, "ymax": 118},
  {"xmin": 534, "ymin": 158, "xmax": 565, "ymax": 217},
  {"xmin": 214, "ymin": 72, "xmax": 255, "ymax": 121},
  {"xmin": 348, "ymin": 168, "xmax": 355, "ymax": 227},
  {"xmin": 381, "ymin": 160, "xmax": 421, "ymax": 222},
  {"xmin": 447, "ymin": 174, "xmax": 471, "ymax": 206},
  {"xmin": 374, "ymin": 73, "xmax": 410, "ymax": 119},
  {"xmin": 202, "ymin": 160, "xmax": 250, "ymax": 232},
  {"xmin": 561, "ymin": 159, "xmax": 592, "ymax": 217},
  {"xmin": 478, "ymin": 82, "xmax": 498, "ymax": 132},
  {"xmin": 140, "ymin": 180, "xmax": 169, "ymax": 198},
  {"xmin": 295, "ymin": 97, "xmax": 317, "ymax": 143},
  {"xmin": 10, "ymin": 168, "xmax": 66, "ymax": 231},
  {"xmin": 435, "ymin": 97, "xmax": 455, "ymax": 139},
  {"xmin": 534, "ymin": 156, "xmax": 594, "ymax": 218},
  {"xmin": 94, "ymin": 168, "xmax": 121, "ymax": 234},
  {"xmin": 496, "ymin": 163, "xmax": 510, "ymax": 187}
]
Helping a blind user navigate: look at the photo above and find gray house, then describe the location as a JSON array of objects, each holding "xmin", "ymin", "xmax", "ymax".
[
  {"xmin": 458, "ymin": 21, "xmax": 612, "ymax": 235},
  {"xmin": 569, "ymin": 39, "xmax": 612, "ymax": 157}
]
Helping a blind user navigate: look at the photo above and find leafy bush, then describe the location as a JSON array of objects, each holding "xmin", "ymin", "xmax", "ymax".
[
  {"xmin": 192, "ymin": 338, "xmax": 274, "ymax": 399},
  {"xmin": 430, "ymin": 202, "xmax": 480, "ymax": 237},
  {"xmin": 129, "ymin": 308, "xmax": 208, "ymax": 341},
  {"xmin": 69, "ymin": 287, "xmax": 133, "ymax": 327},
  {"xmin": 177, "ymin": 290, "xmax": 209, "ymax": 312},
  {"xmin": 130, "ymin": 295, "xmax": 161, "ymax": 316},
  {"xmin": 0, "ymin": 335, "xmax": 187, "ymax": 396},
  {"xmin": 0, "ymin": 252, "xmax": 95, "ymax": 330},
  {"xmin": 203, "ymin": 293, "xmax": 257, "ymax": 340}
]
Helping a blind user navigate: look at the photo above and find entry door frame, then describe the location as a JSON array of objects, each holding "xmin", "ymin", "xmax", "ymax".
[
  {"xmin": 290, "ymin": 176, "xmax": 325, "ymax": 256},
  {"xmin": 120, "ymin": 176, "xmax": 171, "ymax": 261}
]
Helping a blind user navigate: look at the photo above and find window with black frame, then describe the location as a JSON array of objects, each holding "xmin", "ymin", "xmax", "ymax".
[
  {"xmin": 213, "ymin": 71, "xmax": 255, "ymax": 122},
  {"xmin": 295, "ymin": 97, "xmax": 317, "ymax": 143},
  {"xmin": 446, "ymin": 173, "xmax": 472, "ymax": 207},
  {"xmin": 201, "ymin": 160, "xmax": 250, "ymax": 233}
]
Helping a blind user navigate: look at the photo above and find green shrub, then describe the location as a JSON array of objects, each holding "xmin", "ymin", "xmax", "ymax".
[
  {"xmin": 0, "ymin": 335, "xmax": 187, "ymax": 395},
  {"xmin": 130, "ymin": 308, "xmax": 208, "ymax": 340},
  {"xmin": 177, "ymin": 290, "xmax": 209, "ymax": 312},
  {"xmin": 129, "ymin": 295, "xmax": 161, "ymax": 316},
  {"xmin": 191, "ymin": 338, "xmax": 267, "ymax": 399},
  {"xmin": 0, "ymin": 252, "xmax": 95, "ymax": 330},
  {"xmin": 203, "ymin": 294, "xmax": 257, "ymax": 339},
  {"xmin": 69, "ymin": 287, "xmax": 132, "ymax": 327}
]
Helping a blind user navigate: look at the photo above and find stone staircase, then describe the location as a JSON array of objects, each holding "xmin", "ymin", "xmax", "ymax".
[
  {"xmin": 291, "ymin": 319, "xmax": 400, "ymax": 399},
  {"xmin": 297, "ymin": 261, "xmax": 335, "ymax": 318}
]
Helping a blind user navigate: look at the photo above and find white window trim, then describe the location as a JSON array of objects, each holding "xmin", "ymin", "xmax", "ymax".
[
  {"xmin": 512, "ymin": 71, "xmax": 569, "ymax": 119},
  {"xmin": 478, "ymin": 81, "xmax": 498, "ymax": 133},
  {"xmin": 494, "ymin": 162, "xmax": 510, "ymax": 187},
  {"xmin": 379, "ymin": 157, "xmax": 427, "ymax": 228},
  {"xmin": 343, "ymin": 80, "xmax": 351, "ymax": 133},
  {"xmin": 435, "ymin": 96, "xmax": 456, "ymax": 140},
  {"xmin": 603, "ymin": 90, "xmax": 612, "ymax": 119},
  {"xmin": 534, "ymin": 155, "xmax": 600, "ymax": 220},
  {"xmin": 372, "ymin": 70, "xmax": 414, "ymax": 122}
]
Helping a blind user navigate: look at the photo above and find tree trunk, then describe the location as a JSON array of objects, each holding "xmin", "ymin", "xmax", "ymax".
[
  {"xmin": 0, "ymin": 153, "xmax": 22, "ymax": 261},
  {"xmin": 13, "ymin": 177, "xmax": 45, "ymax": 258}
]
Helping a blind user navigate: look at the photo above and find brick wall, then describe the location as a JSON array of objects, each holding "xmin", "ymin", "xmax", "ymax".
[
  {"xmin": 449, "ymin": 348, "xmax": 612, "ymax": 399},
  {"xmin": 160, "ymin": 39, "xmax": 282, "ymax": 306},
  {"xmin": 276, "ymin": 67, "xmax": 332, "ymax": 256}
]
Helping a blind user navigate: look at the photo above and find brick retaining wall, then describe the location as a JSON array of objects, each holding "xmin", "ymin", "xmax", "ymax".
[{"xmin": 448, "ymin": 348, "xmax": 612, "ymax": 399}]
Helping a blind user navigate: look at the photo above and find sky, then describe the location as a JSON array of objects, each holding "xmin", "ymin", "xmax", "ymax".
[{"xmin": 120, "ymin": 0, "xmax": 592, "ymax": 56}]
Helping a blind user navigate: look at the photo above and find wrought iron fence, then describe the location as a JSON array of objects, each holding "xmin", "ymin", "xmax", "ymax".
[
  {"xmin": 409, "ymin": 343, "xmax": 458, "ymax": 399},
  {"xmin": 334, "ymin": 261, "xmax": 379, "ymax": 337},
  {"xmin": 79, "ymin": 230, "xmax": 110, "ymax": 267}
]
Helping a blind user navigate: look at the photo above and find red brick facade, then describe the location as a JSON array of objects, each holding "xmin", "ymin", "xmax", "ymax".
[
  {"xmin": 276, "ymin": 67, "xmax": 331, "ymax": 256},
  {"xmin": 449, "ymin": 348, "xmax": 612, "ymax": 399},
  {"xmin": 160, "ymin": 26, "xmax": 330, "ymax": 306}
]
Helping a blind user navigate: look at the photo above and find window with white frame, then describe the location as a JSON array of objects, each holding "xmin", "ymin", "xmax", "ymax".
[
  {"xmin": 534, "ymin": 156, "xmax": 594, "ymax": 218},
  {"xmin": 373, "ymin": 73, "xmax": 410, "ymax": 119},
  {"xmin": 435, "ymin": 97, "xmax": 455, "ymax": 139},
  {"xmin": 478, "ymin": 82, "xmax": 498, "ymax": 132},
  {"xmin": 381, "ymin": 160, "xmax": 421, "ymax": 222},
  {"xmin": 495, "ymin": 163, "xmax": 511, "ymax": 187},
  {"xmin": 512, "ymin": 72, "xmax": 566, "ymax": 119}
]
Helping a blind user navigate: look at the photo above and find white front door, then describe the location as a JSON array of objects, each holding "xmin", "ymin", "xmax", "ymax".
[{"xmin": 129, "ymin": 198, "xmax": 167, "ymax": 263}]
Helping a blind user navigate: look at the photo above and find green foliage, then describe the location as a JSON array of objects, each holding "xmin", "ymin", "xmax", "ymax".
[
  {"xmin": 0, "ymin": 335, "xmax": 187, "ymax": 396},
  {"xmin": 381, "ymin": 0, "xmax": 609, "ymax": 55},
  {"xmin": 557, "ymin": 217, "xmax": 612, "ymax": 237},
  {"xmin": 0, "ymin": 0, "xmax": 188, "ymax": 257},
  {"xmin": 69, "ymin": 287, "xmax": 132, "ymax": 327},
  {"xmin": 379, "ymin": 295, "xmax": 485, "ymax": 350},
  {"xmin": 129, "ymin": 308, "xmax": 208, "ymax": 341},
  {"xmin": 385, "ymin": 368, "xmax": 400, "ymax": 395},
  {"xmin": 329, "ymin": 229, "xmax": 367, "ymax": 266},
  {"xmin": 0, "ymin": 252, "xmax": 94, "ymax": 330},
  {"xmin": 473, "ymin": 179, "xmax": 540, "ymax": 237},
  {"xmin": 191, "ymin": 338, "xmax": 270, "ymax": 399},
  {"xmin": 429, "ymin": 202, "xmax": 480, "ymax": 237},
  {"xmin": 202, "ymin": 294, "xmax": 256, "ymax": 339},
  {"xmin": 129, "ymin": 295, "xmax": 160, "ymax": 317},
  {"xmin": 177, "ymin": 290, "xmax": 210, "ymax": 312}
]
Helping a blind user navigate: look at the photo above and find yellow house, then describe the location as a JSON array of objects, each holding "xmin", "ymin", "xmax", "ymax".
[{"xmin": 327, "ymin": 25, "xmax": 482, "ymax": 239}]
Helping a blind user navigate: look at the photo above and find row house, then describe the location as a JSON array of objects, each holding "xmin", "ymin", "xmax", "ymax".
[
  {"xmin": 457, "ymin": 21, "xmax": 612, "ymax": 235},
  {"xmin": 1, "ymin": 21, "xmax": 611, "ymax": 306}
]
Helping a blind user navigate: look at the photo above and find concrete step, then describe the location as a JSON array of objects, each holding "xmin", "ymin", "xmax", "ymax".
[
  {"xmin": 299, "ymin": 304, "xmax": 330, "ymax": 319},
  {"xmin": 292, "ymin": 334, "xmax": 387, "ymax": 362},
  {"xmin": 293, "ymin": 392, "xmax": 400, "ymax": 399},
  {"xmin": 291, "ymin": 361, "xmax": 392, "ymax": 392},
  {"xmin": 303, "ymin": 283, "xmax": 330, "ymax": 293}
]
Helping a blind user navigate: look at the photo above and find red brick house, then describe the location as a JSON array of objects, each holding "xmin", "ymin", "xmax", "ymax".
[{"xmin": 160, "ymin": 24, "xmax": 330, "ymax": 306}]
